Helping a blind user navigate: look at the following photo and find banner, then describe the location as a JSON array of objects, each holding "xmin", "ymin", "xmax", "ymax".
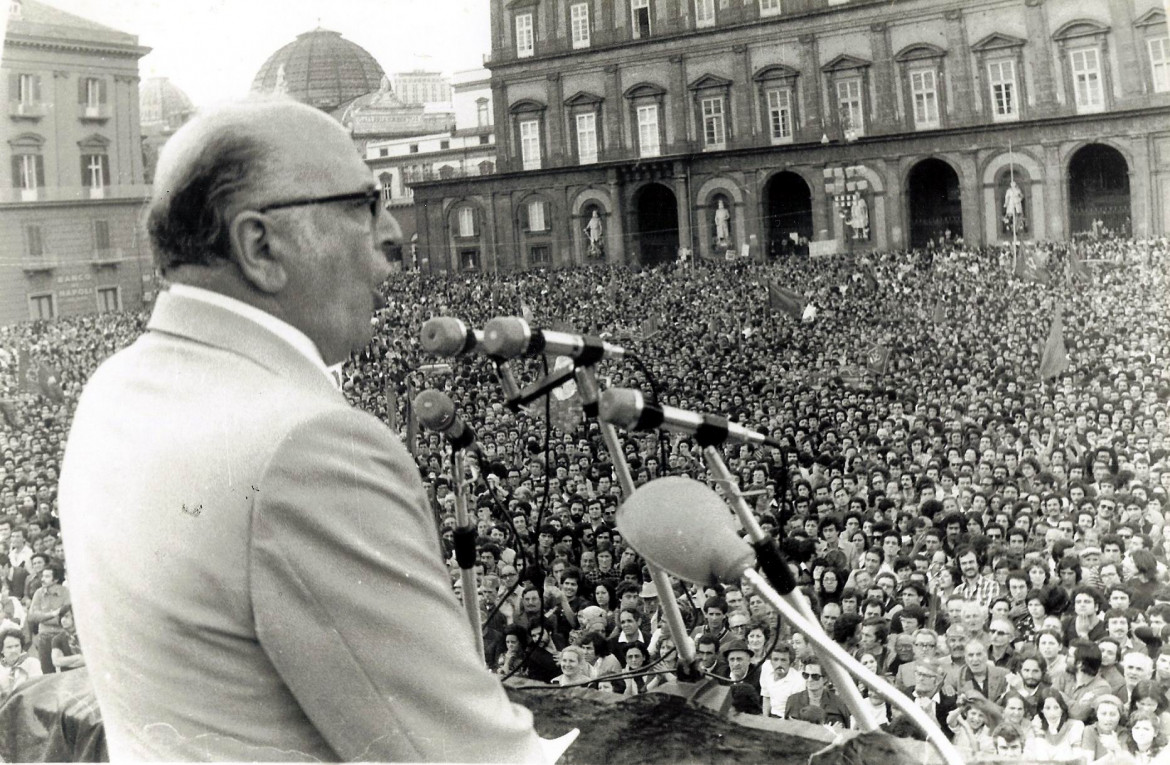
[
  {"xmin": 1039, "ymin": 302, "xmax": 1069, "ymax": 380},
  {"xmin": 866, "ymin": 345, "xmax": 891, "ymax": 376},
  {"xmin": 808, "ymin": 240, "xmax": 839, "ymax": 258},
  {"xmin": 767, "ymin": 282, "xmax": 806, "ymax": 321}
]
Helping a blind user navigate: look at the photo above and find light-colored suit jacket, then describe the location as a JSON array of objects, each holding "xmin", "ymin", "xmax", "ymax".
[{"xmin": 59, "ymin": 290, "xmax": 543, "ymax": 762}]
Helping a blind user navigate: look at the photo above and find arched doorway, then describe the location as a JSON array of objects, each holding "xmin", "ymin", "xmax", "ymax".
[
  {"xmin": 633, "ymin": 183, "xmax": 679, "ymax": 267},
  {"xmin": 907, "ymin": 158, "xmax": 962, "ymax": 249},
  {"xmin": 1068, "ymin": 144, "xmax": 1131, "ymax": 236},
  {"xmin": 763, "ymin": 172, "xmax": 813, "ymax": 258}
]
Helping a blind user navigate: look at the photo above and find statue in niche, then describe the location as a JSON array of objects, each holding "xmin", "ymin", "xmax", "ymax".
[
  {"xmin": 714, "ymin": 199, "xmax": 731, "ymax": 246},
  {"xmin": 584, "ymin": 209, "xmax": 604, "ymax": 257},
  {"xmin": 1002, "ymin": 179, "xmax": 1027, "ymax": 233},
  {"xmin": 847, "ymin": 195, "xmax": 869, "ymax": 241}
]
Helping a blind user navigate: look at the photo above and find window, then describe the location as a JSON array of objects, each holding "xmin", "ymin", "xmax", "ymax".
[
  {"xmin": 516, "ymin": 13, "xmax": 534, "ymax": 58},
  {"xmin": 93, "ymin": 220, "xmax": 111, "ymax": 253},
  {"xmin": 477, "ymin": 98, "xmax": 490, "ymax": 127},
  {"xmin": 520, "ymin": 119, "xmax": 541, "ymax": 170},
  {"xmin": 479, "ymin": 134, "xmax": 491, "ymax": 145},
  {"xmin": 1150, "ymin": 38, "xmax": 1170, "ymax": 93},
  {"xmin": 82, "ymin": 153, "xmax": 109, "ymax": 188},
  {"xmin": 378, "ymin": 148, "xmax": 389, "ymax": 157},
  {"xmin": 24, "ymin": 224, "xmax": 43, "ymax": 258},
  {"xmin": 766, "ymin": 88, "xmax": 793, "ymax": 142},
  {"xmin": 409, "ymin": 144, "xmax": 419, "ymax": 154},
  {"xmin": 85, "ymin": 78, "xmax": 101, "ymax": 108},
  {"xmin": 460, "ymin": 249, "xmax": 480, "ymax": 270},
  {"xmin": 17, "ymin": 73, "xmax": 39, "ymax": 104},
  {"xmin": 29, "ymin": 294, "xmax": 54, "ymax": 321},
  {"xmin": 97, "ymin": 287, "xmax": 120, "ymax": 313},
  {"xmin": 987, "ymin": 60, "xmax": 1018, "ymax": 119},
  {"xmin": 571, "ymin": 3, "xmax": 590, "ymax": 49},
  {"xmin": 1070, "ymin": 48, "xmax": 1103, "ymax": 111},
  {"xmin": 530, "ymin": 246, "xmax": 550, "ymax": 265},
  {"xmin": 440, "ymin": 140, "xmax": 450, "ymax": 150},
  {"xmin": 695, "ymin": 0, "xmax": 715, "ymax": 28},
  {"xmin": 632, "ymin": 0, "xmax": 651, "ymax": 39},
  {"xmin": 637, "ymin": 104, "xmax": 660, "ymax": 157},
  {"xmin": 759, "ymin": 0, "xmax": 781, "ymax": 16},
  {"xmin": 12, "ymin": 153, "xmax": 44, "ymax": 191},
  {"xmin": 379, "ymin": 173, "xmax": 393, "ymax": 202},
  {"xmin": 576, "ymin": 112, "xmax": 598, "ymax": 164},
  {"xmin": 909, "ymin": 70, "xmax": 939, "ymax": 128},
  {"xmin": 457, "ymin": 207, "xmax": 476, "ymax": 237},
  {"xmin": 527, "ymin": 200, "xmax": 547, "ymax": 231},
  {"xmin": 701, "ymin": 96, "xmax": 725, "ymax": 148},
  {"xmin": 836, "ymin": 78, "xmax": 864, "ymax": 137}
]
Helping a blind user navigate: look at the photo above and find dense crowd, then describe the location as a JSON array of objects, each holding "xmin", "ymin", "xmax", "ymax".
[{"xmin": 1, "ymin": 235, "xmax": 1168, "ymax": 762}]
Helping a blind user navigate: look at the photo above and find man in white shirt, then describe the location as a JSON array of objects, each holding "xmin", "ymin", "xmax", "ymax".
[{"xmin": 760, "ymin": 641, "xmax": 805, "ymax": 718}]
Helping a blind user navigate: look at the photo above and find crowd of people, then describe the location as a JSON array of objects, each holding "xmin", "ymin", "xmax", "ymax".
[{"xmin": 0, "ymin": 233, "xmax": 1168, "ymax": 762}]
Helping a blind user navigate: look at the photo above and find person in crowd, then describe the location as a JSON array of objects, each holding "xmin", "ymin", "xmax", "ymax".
[
  {"xmin": 1079, "ymin": 694, "xmax": 1128, "ymax": 763},
  {"xmin": 785, "ymin": 660, "xmax": 849, "ymax": 727},
  {"xmin": 50, "ymin": 602, "xmax": 84, "ymax": 672},
  {"xmin": 0, "ymin": 626, "xmax": 41, "ymax": 701}
]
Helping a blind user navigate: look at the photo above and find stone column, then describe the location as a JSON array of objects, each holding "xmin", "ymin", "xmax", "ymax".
[
  {"xmin": 546, "ymin": 72, "xmax": 565, "ymax": 166},
  {"xmin": 674, "ymin": 161, "xmax": 693, "ymax": 259},
  {"xmin": 1110, "ymin": 0, "xmax": 1142, "ymax": 99},
  {"xmin": 944, "ymin": 10, "xmax": 975, "ymax": 124},
  {"xmin": 606, "ymin": 168, "xmax": 626, "ymax": 265},
  {"xmin": 957, "ymin": 151, "xmax": 983, "ymax": 246},
  {"xmin": 1043, "ymin": 142, "xmax": 1066, "ymax": 240},
  {"xmin": 670, "ymin": 54, "xmax": 689, "ymax": 153},
  {"xmin": 604, "ymin": 64, "xmax": 622, "ymax": 160},
  {"xmin": 734, "ymin": 44, "xmax": 754, "ymax": 147},
  {"xmin": 1024, "ymin": 0, "xmax": 1057, "ymax": 108},
  {"xmin": 798, "ymin": 33, "xmax": 823, "ymax": 140},
  {"xmin": 869, "ymin": 23, "xmax": 896, "ymax": 132},
  {"xmin": 492, "ymin": 78, "xmax": 511, "ymax": 169}
]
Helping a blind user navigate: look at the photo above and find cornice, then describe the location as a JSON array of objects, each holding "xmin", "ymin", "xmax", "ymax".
[{"xmin": 4, "ymin": 34, "xmax": 150, "ymax": 59}]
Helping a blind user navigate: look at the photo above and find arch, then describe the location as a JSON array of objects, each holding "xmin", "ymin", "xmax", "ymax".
[
  {"xmin": 1067, "ymin": 143, "xmax": 1132, "ymax": 236},
  {"xmin": 980, "ymin": 149, "xmax": 1044, "ymax": 186},
  {"xmin": 508, "ymin": 98, "xmax": 546, "ymax": 115},
  {"xmin": 1052, "ymin": 19, "xmax": 1111, "ymax": 43},
  {"xmin": 761, "ymin": 171, "xmax": 813, "ymax": 259},
  {"xmin": 623, "ymin": 82, "xmax": 667, "ymax": 100},
  {"xmin": 571, "ymin": 186, "xmax": 613, "ymax": 217},
  {"xmin": 906, "ymin": 157, "xmax": 963, "ymax": 248},
  {"xmin": 893, "ymin": 43, "xmax": 948, "ymax": 63},
  {"xmin": 632, "ymin": 182, "xmax": 679, "ymax": 267},
  {"xmin": 571, "ymin": 187, "xmax": 615, "ymax": 266},
  {"xmin": 752, "ymin": 64, "xmax": 800, "ymax": 82},
  {"xmin": 695, "ymin": 176, "xmax": 744, "ymax": 207},
  {"xmin": 8, "ymin": 132, "xmax": 44, "ymax": 149},
  {"xmin": 77, "ymin": 133, "xmax": 111, "ymax": 150},
  {"xmin": 1058, "ymin": 137, "xmax": 1134, "ymax": 171}
]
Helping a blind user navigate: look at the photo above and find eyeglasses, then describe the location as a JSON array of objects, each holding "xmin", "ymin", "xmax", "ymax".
[
  {"xmin": 256, "ymin": 187, "xmax": 382, "ymax": 219},
  {"xmin": 802, "ymin": 672, "xmax": 823, "ymax": 680}
]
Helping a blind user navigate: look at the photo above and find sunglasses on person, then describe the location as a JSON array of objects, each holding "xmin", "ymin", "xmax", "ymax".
[
  {"xmin": 802, "ymin": 671, "xmax": 823, "ymax": 680},
  {"xmin": 256, "ymin": 187, "xmax": 383, "ymax": 219}
]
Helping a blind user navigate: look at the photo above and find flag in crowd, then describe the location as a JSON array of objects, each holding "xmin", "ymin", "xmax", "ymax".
[
  {"xmin": 931, "ymin": 301, "xmax": 946, "ymax": 325},
  {"xmin": 767, "ymin": 282, "xmax": 805, "ymax": 321},
  {"xmin": 1039, "ymin": 301, "xmax": 1069, "ymax": 380},
  {"xmin": 17, "ymin": 349, "xmax": 63, "ymax": 402},
  {"xmin": 1015, "ymin": 246, "xmax": 1051, "ymax": 284},
  {"xmin": 640, "ymin": 315, "xmax": 661, "ymax": 341},
  {"xmin": 865, "ymin": 344, "xmax": 891, "ymax": 376}
]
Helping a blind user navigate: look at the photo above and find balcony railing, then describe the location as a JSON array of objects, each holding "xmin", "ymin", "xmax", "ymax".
[
  {"xmin": 402, "ymin": 163, "xmax": 497, "ymax": 185},
  {"xmin": 21, "ymin": 254, "xmax": 59, "ymax": 272},
  {"xmin": 0, "ymin": 184, "xmax": 151, "ymax": 205},
  {"xmin": 80, "ymin": 104, "xmax": 111, "ymax": 121},
  {"xmin": 91, "ymin": 248, "xmax": 125, "ymax": 266},
  {"xmin": 8, "ymin": 100, "xmax": 46, "ymax": 119}
]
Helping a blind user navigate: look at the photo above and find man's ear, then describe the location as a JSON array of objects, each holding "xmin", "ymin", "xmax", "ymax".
[{"xmin": 229, "ymin": 210, "xmax": 288, "ymax": 294}]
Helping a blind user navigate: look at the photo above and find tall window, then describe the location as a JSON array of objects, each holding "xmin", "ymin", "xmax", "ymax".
[
  {"xmin": 701, "ymin": 96, "xmax": 725, "ymax": 148},
  {"xmin": 1070, "ymin": 48, "xmax": 1103, "ymax": 111},
  {"xmin": 457, "ymin": 207, "xmax": 476, "ymax": 237},
  {"xmin": 527, "ymin": 200, "xmax": 547, "ymax": 231},
  {"xmin": 637, "ymin": 104, "xmax": 660, "ymax": 157},
  {"xmin": 84, "ymin": 78, "xmax": 102, "ymax": 108},
  {"xmin": 571, "ymin": 3, "xmax": 590, "ymax": 49},
  {"xmin": 632, "ymin": 0, "xmax": 651, "ymax": 39},
  {"xmin": 24, "ymin": 224, "xmax": 43, "ymax": 258},
  {"xmin": 766, "ymin": 88, "xmax": 793, "ymax": 142},
  {"xmin": 17, "ymin": 73, "xmax": 38, "ymax": 104},
  {"xmin": 576, "ymin": 112, "xmax": 598, "ymax": 164},
  {"xmin": 13, "ymin": 154, "xmax": 44, "ymax": 190},
  {"xmin": 1150, "ymin": 38, "xmax": 1170, "ymax": 93},
  {"xmin": 515, "ymin": 13, "xmax": 534, "ymax": 58},
  {"xmin": 759, "ymin": 0, "xmax": 782, "ymax": 16},
  {"xmin": 836, "ymin": 78, "xmax": 864, "ymax": 137},
  {"xmin": 93, "ymin": 220, "xmax": 111, "ymax": 254},
  {"xmin": 477, "ymin": 98, "xmax": 490, "ymax": 127},
  {"xmin": 519, "ymin": 119, "xmax": 541, "ymax": 170},
  {"xmin": 29, "ymin": 294, "xmax": 54, "ymax": 321},
  {"xmin": 695, "ymin": 0, "xmax": 715, "ymax": 28},
  {"xmin": 97, "ymin": 287, "xmax": 120, "ymax": 312},
  {"xmin": 82, "ymin": 153, "xmax": 109, "ymax": 188},
  {"xmin": 987, "ymin": 60, "xmax": 1018, "ymax": 120},
  {"xmin": 530, "ymin": 246, "xmax": 550, "ymax": 266},
  {"xmin": 909, "ymin": 70, "xmax": 939, "ymax": 129}
]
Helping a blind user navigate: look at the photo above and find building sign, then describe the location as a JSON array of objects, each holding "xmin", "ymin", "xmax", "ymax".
[{"xmin": 54, "ymin": 271, "xmax": 95, "ymax": 314}]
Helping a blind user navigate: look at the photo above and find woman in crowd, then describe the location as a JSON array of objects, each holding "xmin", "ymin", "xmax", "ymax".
[
  {"xmin": 1031, "ymin": 689, "xmax": 1083, "ymax": 759},
  {"xmin": 1079, "ymin": 695, "xmax": 1128, "ymax": 763},
  {"xmin": 552, "ymin": 645, "xmax": 592, "ymax": 687}
]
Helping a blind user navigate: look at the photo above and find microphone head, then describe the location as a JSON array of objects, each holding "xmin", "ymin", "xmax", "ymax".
[
  {"xmin": 420, "ymin": 317, "xmax": 472, "ymax": 356},
  {"xmin": 412, "ymin": 389, "xmax": 456, "ymax": 432},
  {"xmin": 482, "ymin": 317, "xmax": 531, "ymax": 359},
  {"xmin": 617, "ymin": 477, "xmax": 755, "ymax": 587},
  {"xmin": 598, "ymin": 388, "xmax": 643, "ymax": 428}
]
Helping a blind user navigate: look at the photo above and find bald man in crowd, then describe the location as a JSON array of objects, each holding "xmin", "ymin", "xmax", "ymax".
[{"xmin": 59, "ymin": 98, "xmax": 552, "ymax": 762}]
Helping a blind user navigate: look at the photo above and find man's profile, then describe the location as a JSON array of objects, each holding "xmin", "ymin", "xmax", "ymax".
[{"xmin": 58, "ymin": 98, "xmax": 547, "ymax": 762}]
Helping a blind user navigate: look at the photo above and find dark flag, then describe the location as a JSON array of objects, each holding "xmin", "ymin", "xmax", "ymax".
[
  {"xmin": 36, "ymin": 364, "xmax": 63, "ymax": 403},
  {"xmin": 1016, "ymin": 247, "xmax": 1051, "ymax": 284},
  {"xmin": 640, "ymin": 315, "xmax": 661, "ymax": 341},
  {"xmin": 767, "ymin": 282, "xmax": 806, "ymax": 321},
  {"xmin": 1069, "ymin": 242, "xmax": 1091, "ymax": 283},
  {"xmin": 17, "ymin": 350, "xmax": 35, "ymax": 395},
  {"xmin": 1039, "ymin": 302, "xmax": 1069, "ymax": 380},
  {"xmin": 866, "ymin": 345, "xmax": 891, "ymax": 376},
  {"xmin": 404, "ymin": 382, "xmax": 418, "ymax": 456}
]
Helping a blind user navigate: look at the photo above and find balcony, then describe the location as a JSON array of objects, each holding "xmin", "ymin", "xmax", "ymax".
[
  {"xmin": 80, "ymin": 104, "xmax": 110, "ymax": 122},
  {"xmin": 21, "ymin": 254, "xmax": 59, "ymax": 272},
  {"xmin": 8, "ymin": 100, "xmax": 46, "ymax": 120},
  {"xmin": 91, "ymin": 248, "xmax": 126, "ymax": 267},
  {"xmin": 0, "ymin": 185, "xmax": 151, "ymax": 205}
]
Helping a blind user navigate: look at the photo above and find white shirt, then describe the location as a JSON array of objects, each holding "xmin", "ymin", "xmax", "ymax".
[
  {"xmin": 759, "ymin": 660, "xmax": 805, "ymax": 717},
  {"xmin": 168, "ymin": 284, "xmax": 339, "ymax": 388}
]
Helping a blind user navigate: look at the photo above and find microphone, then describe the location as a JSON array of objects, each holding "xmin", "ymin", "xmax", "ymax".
[
  {"xmin": 420, "ymin": 317, "xmax": 484, "ymax": 357},
  {"xmin": 482, "ymin": 317, "xmax": 626, "ymax": 363},
  {"xmin": 412, "ymin": 389, "xmax": 478, "ymax": 452},
  {"xmin": 599, "ymin": 388, "xmax": 778, "ymax": 449},
  {"xmin": 617, "ymin": 477, "xmax": 755, "ymax": 587}
]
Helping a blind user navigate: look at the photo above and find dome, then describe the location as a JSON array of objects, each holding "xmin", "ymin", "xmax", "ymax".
[
  {"xmin": 251, "ymin": 28, "xmax": 386, "ymax": 112},
  {"xmin": 139, "ymin": 77, "xmax": 194, "ymax": 134}
]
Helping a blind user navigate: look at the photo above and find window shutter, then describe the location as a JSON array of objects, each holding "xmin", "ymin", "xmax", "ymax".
[
  {"xmin": 34, "ymin": 156, "xmax": 44, "ymax": 187},
  {"xmin": 81, "ymin": 155, "xmax": 91, "ymax": 187},
  {"xmin": 101, "ymin": 154, "xmax": 109, "ymax": 185},
  {"xmin": 472, "ymin": 209, "xmax": 480, "ymax": 236},
  {"xmin": 519, "ymin": 200, "xmax": 529, "ymax": 230},
  {"xmin": 32, "ymin": 76, "xmax": 41, "ymax": 102},
  {"xmin": 78, "ymin": 77, "xmax": 87, "ymax": 104},
  {"xmin": 9, "ymin": 74, "xmax": 18, "ymax": 100},
  {"xmin": 10, "ymin": 156, "xmax": 20, "ymax": 189},
  {"xmin": 99, "ymin": 79, "xmax": 107, "ymax": 104}
]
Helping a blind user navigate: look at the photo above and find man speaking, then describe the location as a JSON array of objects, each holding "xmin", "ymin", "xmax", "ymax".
[{"xmin": 59, "ymin": 99, "xmax": 549, "ymax": 762}]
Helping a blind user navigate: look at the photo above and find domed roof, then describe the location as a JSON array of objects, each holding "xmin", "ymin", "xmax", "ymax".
[
  {"xmin": 251, "ymin": 28, "xmax": 386, "ymax": 112},
  {"xmin": 139, "ymin": 77, "xmax": 194, "ymax": 134}
]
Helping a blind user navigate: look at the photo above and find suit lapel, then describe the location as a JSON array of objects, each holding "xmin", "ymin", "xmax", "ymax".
[{"xmin": 148, "ymin": 290, "xmax": 341, "ymax": 400}]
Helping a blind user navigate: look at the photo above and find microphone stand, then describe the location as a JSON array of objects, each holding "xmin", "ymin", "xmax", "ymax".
[
  {"xmin": 701, "ymin": 446, "xmax": 878, "ymax": 732},
  {"xmin": 574, "ymin": 365, "xmax": 697, "ymax": 670},
  {"xmin": 452, "ymin": 450, "xmax": 485, "ymax": 664}
]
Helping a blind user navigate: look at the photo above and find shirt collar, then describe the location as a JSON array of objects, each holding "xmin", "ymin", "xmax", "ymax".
[{"xmin": 168, "ymin": 284, "xmax": 339, "ymax": 388}]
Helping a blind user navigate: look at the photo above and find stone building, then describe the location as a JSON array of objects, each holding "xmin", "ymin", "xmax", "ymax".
[
  {"xmin": 411, "ymin": 0, "xmax": 1170, "ymax": 272},
  {"xmin": 0, "ymin": 0, "xmax": 152, "ymax": 324}
]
